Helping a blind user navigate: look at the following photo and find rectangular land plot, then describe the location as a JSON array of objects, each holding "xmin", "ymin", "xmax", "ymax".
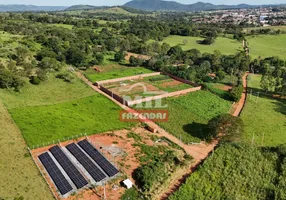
[
  {"xmin": 9, "ymin": 94, "xmax": 135, "ymax": 147},
  {"xmin": 49, "ymin": 145, "xmax": 88, "ymax": 189},
  {"xmin": 78, "ymin": 140, "xmax": 119, "ymax": 177},
  {"xmin": 66, "ymin": 143, "xmax": 106, "ymax": 182},
  {"xmin": 38, "ymin": 152, "xmax": 73, "ymax": 195},
  {"xmin": 102, "ymin": 74, "xmax": 193, "ymax": 99}
]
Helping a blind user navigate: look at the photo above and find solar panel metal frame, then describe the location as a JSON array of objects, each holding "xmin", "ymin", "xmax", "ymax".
[
  {"xmin": 66, "ymin": 143, "xmax": 106, "ymax": 182},
  {"xmin": 39, "ymin": 152, "xmax": 73, "ymax": 195},
  {"xmin": 78, "ymin": 140, "xmax": 119, "ymax": 177},
  {"xmin": 49, "ymin": 146, "xmax": 88, "ymax": 189}
]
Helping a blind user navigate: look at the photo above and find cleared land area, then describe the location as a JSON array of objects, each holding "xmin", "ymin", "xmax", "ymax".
[
  {"xmin": 103, "ymin": 74, "xmax": 193, "ymax": 99},
  {"xmin": 9, "ymin": 94, "xmax": 134, "ymax": 147},
  {"xmin": 0, "ymin": 74, "xmax": 95, "ymax": 109},
  {"xmin": 84, "ymin": 64, "xmax": 153, "ymax": 82},
  {"xmin": 50, "ymin": 23, "xmax": 74, "ymax": 29},
  {"xmin": 156, "ymin": 90, "xmax": 232, "ymax": 143},
  {"xmin": 0, "ymin": 101, "xmax": 53, "ymax": 200},
  {"xmin": 241, "ymin": 74, "xmax": 286, "ymax": 147},
  {"xmin": 246, "ymin": 34, "xmax": 286, "ymax": 59},
  {"xmin": 160, "ymin": 35, "xmax": 242, "ymax": 54}
]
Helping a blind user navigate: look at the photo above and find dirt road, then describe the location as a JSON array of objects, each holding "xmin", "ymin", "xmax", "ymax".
[{"xmin": 75, "ymin": 71, "xmax": 249, "ymax": 200}]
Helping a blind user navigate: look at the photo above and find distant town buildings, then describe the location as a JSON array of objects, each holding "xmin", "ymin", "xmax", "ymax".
[{"xmin": 191, "ymin": 7, "xmax": 286, "ymax": 26}]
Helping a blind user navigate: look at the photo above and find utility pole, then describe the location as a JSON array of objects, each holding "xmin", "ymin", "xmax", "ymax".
[
  {"xmin": 261, "ymin": 132, "xmax": 265, "ymax": 146},
  {"xmin": 256, "ymin": 92, "xmax": 260, "ymax": 104},
  {"xmin": 251, "ymin": 132, "xmax": 255, "ymax": 146},
  {"xmin": 103, "ymin": 182, "xmax": 107, "ymax": 200}
]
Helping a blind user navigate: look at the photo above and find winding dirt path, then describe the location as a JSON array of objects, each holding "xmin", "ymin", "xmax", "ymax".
[{"xmin": 75, "ymin": 71, "xmax": 249, "ymax": 200}]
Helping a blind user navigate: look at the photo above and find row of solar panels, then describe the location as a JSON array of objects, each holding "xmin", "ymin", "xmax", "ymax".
[{"xmin": 38, "ymin": 139, "xmax": 119, "ymax": 196}]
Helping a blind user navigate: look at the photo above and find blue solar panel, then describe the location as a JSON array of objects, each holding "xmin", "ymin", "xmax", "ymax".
[
  {"xmin": 39, "ymin": 152, "xmax": 73, "ymax": 195},
  {"xmin": 49, "ymin": 146, "xmax": 88, "ymax": 189},
  {"xmin": 66, "ymin": 143, "xmax": 106, "ymax": 182},
  {"xmin": 78, "ymin": 140, "xmax": 119, "ymax": 177}
]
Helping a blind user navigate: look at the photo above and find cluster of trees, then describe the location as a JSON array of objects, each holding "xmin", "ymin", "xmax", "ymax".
[
  {"xmin": 247, "ymin": 28, "xmax": 285, "ymax": 35},
  {"xmin": 123, "ymin": 18, "xmax": 221, "ymax": 42},
  {"xmin": 170, "ymin": 142, "xmax": 286, "ymax": 200},
  {"xmin": 143, "ymin": 47, "xmax": 248, "ymax": 85},
  {"xmin": 250, "ymin": 57, "xmax": 286, "ymax": 95}
]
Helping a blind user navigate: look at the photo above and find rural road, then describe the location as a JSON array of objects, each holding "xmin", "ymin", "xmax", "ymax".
[{"xmin": 75, "ymin": 71, "xmax": 249, "ymax": 200}]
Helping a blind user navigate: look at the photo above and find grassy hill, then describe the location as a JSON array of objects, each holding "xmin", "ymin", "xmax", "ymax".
[
  {"xmin": 246, "ymin": 34, "xmax": 286, "ymax": 59},
  {"xmin": 158, "ymin": 35, "xmax": 242, "ymax": 55}
]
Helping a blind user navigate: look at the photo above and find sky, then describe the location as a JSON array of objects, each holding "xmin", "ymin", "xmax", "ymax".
[{"xmin": 0, "ymin": 0, "xmax": 284, "ymax": 6}]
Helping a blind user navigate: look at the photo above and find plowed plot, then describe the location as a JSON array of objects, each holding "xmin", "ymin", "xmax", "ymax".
[
  {"xmin": 104, "ymin": 79, "xmax": 166, "ymax": 98},
  {"xmin": 103, "ymin": 75, "xmax": 192, "ymax": 99}
]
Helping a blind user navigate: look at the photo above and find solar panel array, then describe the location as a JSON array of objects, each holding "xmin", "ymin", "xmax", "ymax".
[
  {"xmin": 38, "ymin": 152, "xmax": 73, "ymax": 195},
  {"xmin": 49, "ymin": 145, "xmax": 88, "ymax": 189},
  {"xmin": 78, "ymin": 140, "xmax": 119, "ymax": 177},
  {"xmin": 66, "ymin": 143, "xmax": 106, "ymax": 182}
]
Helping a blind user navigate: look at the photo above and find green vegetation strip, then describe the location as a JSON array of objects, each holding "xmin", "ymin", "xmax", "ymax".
[
  {"xmin": 85, "ymin": 66, "xmax": 153, "ymax": 82},
  {"xmin": 9, "ymin": 94, "xmax": 134, "ymax": 147},
  {"xmin": 170, "ymin": 143, "xmax": 286, "ymax": 200},
  {"xmin": 0, "ymin": 102, "xmax": 53, "ymax": 200},
  {"xmin": 241, "ymin": 74, "xmax": 286, "ymax": 147},
  {"xmin": 156, "ymin": 91, "xmax": 231, "ymax": 143}
]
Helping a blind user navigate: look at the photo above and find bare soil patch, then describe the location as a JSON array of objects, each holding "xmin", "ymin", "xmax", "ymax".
[{"xmin": 31, "ymin": 127, "xmax": 165, "ymax": 200}]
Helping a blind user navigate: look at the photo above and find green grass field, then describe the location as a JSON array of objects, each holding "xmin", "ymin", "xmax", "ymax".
[
  {"xmin": 241, "ymin": 74, "xmax": 286, "ymax": 147},
  {"xmin": 9, "ymin": 94, "xmax": 134, "ymax": 147},
  {"xmin": 157, "ymin": 91, "xmax": 232, "ymax": 143},
  {"xmin": 160, "ymin": 36, "xmax": 242, "ymax": 54},
  {"xmin": 50, "ymin": 23, "xmax": 74, "ymax": 29},
  {"xmin": 0, "ymin": 101, "xmax": 53, "ymax": 200},
  {"xmin": 85, "ymin": 65, "xmax": 153, "ymax": 82},
  {"xmin": 0, "ymin": 74, "xmax": 95, "ymax": 109},
  {"xmin": 246, "ymin": 34, "xmax": 286, "ymax": 59},
  {"xmin": 0, "ymin": 31, "xmax": 22, "ymax": 41}
]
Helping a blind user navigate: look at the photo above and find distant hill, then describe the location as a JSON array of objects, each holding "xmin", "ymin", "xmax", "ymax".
[
  {"xmin": 124, "ymin": 0, "xmax": 283, "ymax": 11},
  {"xmin": 65, "ymin": 5, "xmax": 108, "ymax": 11},
  {"xmin": 0, "ymin": 4, "xmax": 67, "ymax": 12}
]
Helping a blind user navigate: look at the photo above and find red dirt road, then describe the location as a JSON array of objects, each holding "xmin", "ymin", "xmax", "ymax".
[{"xmin": 75, "ymin": 71, "xmax": 249, "ymax": 200}]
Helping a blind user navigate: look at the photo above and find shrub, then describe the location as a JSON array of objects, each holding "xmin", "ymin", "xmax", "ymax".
[
  {"xmin": 206, "ymin": 114, "xmax": 244, "ymax": 142},
  {"xmin": 229, "ymin": 84, "xmax": 243, "ymax": 102},
  {"xmin": 56, "ymin": 72, "xmax": 74, "ymax": 83},
  {"xmin": 29, "ymin": 76, "xmax": 41, "ymax": 85}
]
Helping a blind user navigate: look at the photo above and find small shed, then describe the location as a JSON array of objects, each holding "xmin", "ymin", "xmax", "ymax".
[{"xmin": 123, "ymin": 179, "xmax": 133, "ymax": 189}]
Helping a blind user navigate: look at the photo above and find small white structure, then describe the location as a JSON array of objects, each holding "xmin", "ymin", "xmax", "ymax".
[{"xmin": 123, "ymin": 179, "xmax": 133, "ymax": 189}]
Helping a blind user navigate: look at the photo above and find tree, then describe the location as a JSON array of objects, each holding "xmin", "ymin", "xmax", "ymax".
[
  {"xmin": 129, "ymin": 56, "xmax": 143, "ymax": 67},
  {"xmin": 0, "ymin": 68, "xmax": 25, "ymax": 91},
  {"xmin": 167, "ymin": 45, "xmax": 184, "ymax": 60},
  {"xmin": 229, "ymin": 84, "xmax": 243, "ymax": 102},
  {"xmin": 207, "ymin": 114, "xmax": 244, "ymax": 142},
  {"xmin": 183, "ymin": 39, "xmax": 188, "ymax": 46},
  {"xmin": 66, "ymin": 47, "xmax": 85, "ymax": 67},
  {"xmin": 199, "ymin": 37, "xmax": 215, "ymax": 45},
  {"xmin": 95, "ymin": 53, "xmax": 104, "ymax": 65},
  {"xmin": 38, "ymin": 57, "xmax": 61, "ymax": 71},
  {"xmin": 114, "ymin": 51, "xmax": 126, "ymax": 62}
]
